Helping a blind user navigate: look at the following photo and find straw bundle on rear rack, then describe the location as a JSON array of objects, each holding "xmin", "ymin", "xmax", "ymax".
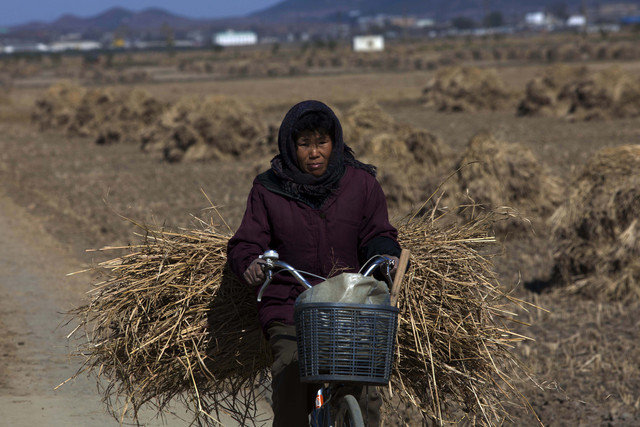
[
  {"xmin": 68, "ymin": 205, "xmax": 536, "ymax": 426},
  {"xmin": 67, "ymin": 216, "xmax": 272, "ymax": 426}
]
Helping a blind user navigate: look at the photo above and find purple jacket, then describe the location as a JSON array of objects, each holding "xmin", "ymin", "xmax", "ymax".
[{"xmin": 227, "ymin": 165, "xmax": 400, "ymax": 329}]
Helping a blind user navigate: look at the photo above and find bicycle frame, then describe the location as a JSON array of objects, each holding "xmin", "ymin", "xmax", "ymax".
[{"xmin": 257, "ymin": 250, "xmax": 395, "ymax": 427}]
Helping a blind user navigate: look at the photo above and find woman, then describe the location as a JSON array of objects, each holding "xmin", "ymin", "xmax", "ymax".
[{"xmin": 227, "ymin": 100, "xmax": 401, "ymax": 426}]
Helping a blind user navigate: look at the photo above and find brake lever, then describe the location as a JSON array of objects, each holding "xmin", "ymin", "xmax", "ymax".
[
  {"xmin": 257, "ymin": 269, "xmax": 273, "ymax": 302},
  {"xmin": 382, "ymin": 261, "xmax": 394, "ymax": 289}
]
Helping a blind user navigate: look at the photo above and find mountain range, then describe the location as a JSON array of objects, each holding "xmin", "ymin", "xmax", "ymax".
[{"xmin": 6, "ymin": 0, "xmax": 639, "ymax": 38}]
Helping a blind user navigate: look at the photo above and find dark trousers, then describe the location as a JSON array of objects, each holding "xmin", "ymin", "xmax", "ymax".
[{"xmin": 268, "ymin": 322, "xmax": 382, "ymax": 426}]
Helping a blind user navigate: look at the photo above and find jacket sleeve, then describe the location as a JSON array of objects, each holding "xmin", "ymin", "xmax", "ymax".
[
  {"xmin": 357, "ymin": 177, "xmax": 401, "ymax": 264},
  {"xmin": 227, "ymin": 183, "xmax": 272, "ymax": 282}
]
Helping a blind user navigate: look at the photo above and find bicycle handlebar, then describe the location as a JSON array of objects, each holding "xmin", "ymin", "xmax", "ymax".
[{"xmin": 256, "ymin": 250, "xmax": 395, "ymax": 302}]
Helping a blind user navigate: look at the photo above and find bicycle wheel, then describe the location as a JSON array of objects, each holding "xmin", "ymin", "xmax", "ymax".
[{"xmin": 334, "ymin": 394, "xmax": 364, "ymax": 427}]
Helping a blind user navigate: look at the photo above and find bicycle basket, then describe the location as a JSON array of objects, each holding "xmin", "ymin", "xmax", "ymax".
[{"xmin": 294, "ymin": 302, "xmax": 398, "ymax": 385}]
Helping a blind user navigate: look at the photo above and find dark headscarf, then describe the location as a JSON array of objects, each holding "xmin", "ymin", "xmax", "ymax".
[{"xmin": 270, "ymin": 100, "xmax": 376, "ymax": 205}]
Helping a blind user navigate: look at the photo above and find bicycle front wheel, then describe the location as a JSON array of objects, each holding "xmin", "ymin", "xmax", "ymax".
[{"xmin": 334, "ymin": 394, "xmax": 364, "ymax": 427}]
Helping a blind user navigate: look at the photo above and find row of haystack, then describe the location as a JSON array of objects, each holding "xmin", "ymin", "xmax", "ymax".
[
  {"xmin": 518, "ymin": 65, "xmax": 640, "ymax": 120},
  {"xmin": 178, "ymin": 58, "xmax": 308, "ymax": 77},
  {"xmin": 140, "ymin": 96, "xmax": 270, "ymax": 162},
  {"xmin": 359, "ymin": 98, "xmax": 640, "ymax": 303},
  {"xmin": 421, "ymin": 66, "xmax": 514, "ymax": 112},
  {"xmin": 444, "ymin": 41, "xmax": 640, "ymax": 64},
  {"xmin": 443, "ymin": 135, "xmax": 640, "ymax": 303},
  {"xmin": 31, "ymin": 82, "xmax": 165, "ymax": 144},
  {"xmin": 423, "ymin": 65, "xmax": 640, "ymax": 121},
  {"xmin": 31, "ymin": 82, "xmax": 273, "ymax": 162},
  {"xmin": 170, "ymin": 41, "xmax": 640, "ymax": 79},
  {"xmin": 342, "ymin": 100, "xmax": 564, "ymax": 238},
  {"xmin": 81, "ymin": 68, "xmax": 152, "ymax": 85},
  {"xmin": 69, "ymin": 207, "xmax": 533, "ymax": 426}
]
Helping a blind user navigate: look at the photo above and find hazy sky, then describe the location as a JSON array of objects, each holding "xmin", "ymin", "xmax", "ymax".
[{"xmin": 1, "ymin": 1, "xmax": 282, "ymax": 27}]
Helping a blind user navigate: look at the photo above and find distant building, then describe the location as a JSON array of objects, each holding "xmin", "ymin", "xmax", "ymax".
[
  {"xmin": 2, "ymin": 42, "xmax": 48, "ymax": 54},
  {"xmin": 525, "ymin": 12, "xmax": 547, "ymax": 26},
  {"xmin": 524, "ymin": 12, "xmax": 561, "ymax": 29},
  {"xmin": 416, "ymin": 19, "xmax": 435, "ymax": 28},
  {"xmin": 213, "ymin": 30, "xmax": 257, "ymax": 47},
  {"xmin": 567, "ymin": 15, "xmax": 587, "ymax": 27},
  {"xmin": 49, "ymin": 40, "xmax": 102, "ymax": 52},
  {"xmin": 353, "ymin": 35, "xmax": 384, "ymax": 52}
]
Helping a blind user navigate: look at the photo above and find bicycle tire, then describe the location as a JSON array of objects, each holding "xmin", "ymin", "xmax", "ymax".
[{"xmin": 334, "ymin": 394, "xmax": 364, "ymax": 427}]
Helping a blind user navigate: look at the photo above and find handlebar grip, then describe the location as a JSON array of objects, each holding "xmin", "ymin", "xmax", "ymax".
[{"xmin": 390, "ymin": 249, "xmax": 410, "ymax": 307}]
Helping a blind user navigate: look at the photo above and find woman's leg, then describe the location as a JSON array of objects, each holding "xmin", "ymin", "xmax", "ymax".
[{"xmin": 268, "ymin": 322, "xmax": 316, "ymax": 426}]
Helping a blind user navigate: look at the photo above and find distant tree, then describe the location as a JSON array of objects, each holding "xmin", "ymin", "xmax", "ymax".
[
  {"xmin": 546, "ymin": 2, "xmax": 569, "ymax": 21},
  {"xmin": 161, "ymin": 22, "xmax": 175, "ymax": 49},
  {"xmin": 312, "ymin": 39, "xmax": 326, "ymax": 49},
  {"xmin": 82, "ymin": 52, "xmax": 99, "ymax": 66},
  {"xmin": 50, "ymin": 53, "xmax": 62, "ymax": 66},
  {"xmin": 483, "ymin": 11, "xmax": 504, "ymax": 28},
  {"xmin": 451, "ymin": 16, "xmax": 477, "ymax": 30},
  {"xmin": 105, "ymin": 52, "xmax": 114, "ymax": 68}
]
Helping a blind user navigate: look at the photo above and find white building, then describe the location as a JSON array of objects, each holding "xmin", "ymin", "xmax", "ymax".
[
  {"xmin": 214, "ymin": 30, "xmax": 258, "ymax": 47},
  {"xmin": 49, "ymin": 40, "xmax": 102, "ymax": 52},
  {"xmin": 352, "ymin": 35, "xmax": 384, "ymax": 52},
  {"xmin": 416, "ymin": 19, "xmax": 435, "ymax": 28},
  {"xmin": 525, "ymin": 12, "xmax": 547, "ymax": 26},
  {"xmin": 2, "ymin": 43, "xmax": 48, "ymax": 54},
  {"xmin": 567, "ymin": 15, "xmax": 587, "ymax": 27}
]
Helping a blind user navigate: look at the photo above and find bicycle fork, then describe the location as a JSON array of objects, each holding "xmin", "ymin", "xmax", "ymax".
[{"xmin": 310, "ymin": 387, "xmax": 331, "ymax": 427}]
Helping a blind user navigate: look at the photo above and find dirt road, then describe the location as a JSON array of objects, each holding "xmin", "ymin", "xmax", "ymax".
[{"xmin": 0, "ymin": 189, "xmax": 244, "ymax": 425}]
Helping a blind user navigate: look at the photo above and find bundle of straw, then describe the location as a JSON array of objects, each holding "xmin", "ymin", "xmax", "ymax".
[
  {"xmin": 392, "ymin": 210, "xmax": 534, "ymax": 424},
  {"xmin": 68, "ymin": 207, "xmax": 534, "ymax": 425},
  {"xmin": 68, "ymin": 215, "xmax": 272, "ymax": 426}
]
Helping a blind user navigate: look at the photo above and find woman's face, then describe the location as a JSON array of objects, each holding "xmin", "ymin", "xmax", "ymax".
[{"xmin": 295, "ymin": 131, "xmax": 333, "ymax": 177}]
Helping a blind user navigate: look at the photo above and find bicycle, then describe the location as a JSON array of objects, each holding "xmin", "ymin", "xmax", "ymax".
[{"xmin": 257, "ymin": 249, "xmax": 410, "ymax": 427}]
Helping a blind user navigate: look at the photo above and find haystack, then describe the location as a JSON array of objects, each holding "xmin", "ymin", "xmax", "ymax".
[
  {"xmin": 422, "ymin": 66, "xmax": 513, "ymax": 112},
  {"xmin": 82, "ymin": 68, "xmax": 152, "ymax": 85},
  {"xmin": 342, "ymin": 100, "xmax": 452, "ymax": 211},
  {"xmin": 343, "ymin": 100, "xmax": 450, "ymax": 167},
  {"xmin": 32, "ymin": 82, "xmax": 86, "ymax": 130},
  {"xmin": 550, "ymin": 145, "xmax": 640, "ymax": 301},
  {"xmin": 516, "ymin": 65, "xmax": 588, "ymax": 117},
  {"xmin": 342, "ymin": 99, "xmax": 398, "ymax": 149},
  {"xmin": 31, "ymin": 82, "xmax": 165, "ymax": 144},
  {"xmin": 561, "ymin": 67, "xmax": 640, "ymax": 121},
  {"xmin": 0, "ymin": 73, "xmax": 13, "ymax": 91},
  {"xmin": 68, "ymin": 205, "xmax": 535, "ymax": 426},
  {"xmin": 140, "ymin": 96, "xmax": 267, "ymax": 162},
  {"xmin": 439, "ymin": 131, "xmax": 563, "ymax": 236},
  {"xmin": 517, "ymin": 66, "xmax": 640, "ymax": 120}
]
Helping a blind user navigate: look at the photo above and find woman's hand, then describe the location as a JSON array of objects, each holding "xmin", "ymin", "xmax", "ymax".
[
  {"xmin": 243, "ymin": 258, "xmax": 266, "ymax": 286},
  {"xmin": 383, "ymin": 254, "xmax": 399, "ymax": 276}
]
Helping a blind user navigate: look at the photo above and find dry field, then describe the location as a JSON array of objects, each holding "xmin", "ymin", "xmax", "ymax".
[{"xmin": 1, "ymin": 38, "xmax": 640, "ymax": 425}]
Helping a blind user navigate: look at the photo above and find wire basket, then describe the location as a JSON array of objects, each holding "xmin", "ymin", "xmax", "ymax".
[{"xmin": 294, "ymin": 302, "xmax": 398, "ymax": 385}]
